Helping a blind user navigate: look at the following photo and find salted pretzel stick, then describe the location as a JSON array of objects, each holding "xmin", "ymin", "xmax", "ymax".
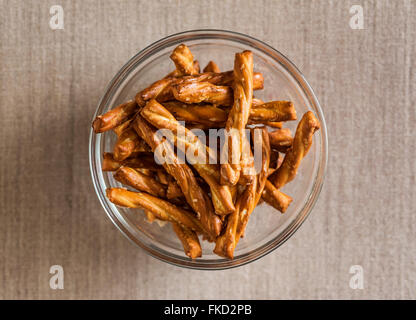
[
  {"xmin": 262, "ymin": 180, "xmax": 292, "ymax": 213},
  {"xmin": 133, "ymin": 115, "xmax": 222, "ymax": 238},
  {"xmin": 166, "ymin": 179, "xmax": 183, "ymax": 199},
  {"xmin": 106, "ymin": 188, "xmax": 205, "ymax": 234},
  {"xmin": 102, "ymin": 152, "xmax": 162, "ymax": 172},
  {"xmin": 172, "ymin": 222, "xmax": 202, "ymax": 259},
  {"xmin": 141, "ymin": 100, "xmax": 235, "ymax": 215},
  {"xmin": 203, "ymin": 61, "xmax": 220, "ymax": 73},
  {"xmin": 214, "ymin": 128, "xmax": 270, "ymax": 259},
  {"xmin": 249, "ymin": 101, "xmax": 297, "ymax": 122},
  {"xmin": 113, "ymin": 128, "xmax": 150, "ymax": 161},
  {"xmin": 170, "ymin": 44, "xmax": 199, "ymax": 76},
  {"xmin": 172, "ymin": 82, "xmax": 233, "ymax": 106},
  {"xmin": 220, "ymin": 50, "xmax": 254, "ymax": 186},
  {"xmin": 114, "ymin": 166, "xmax": 166, "ymax": 198},
  {"xmin": 135, "ymin": 71, "xmax": 264, "ymax": 107},
  {"xmin": 269, "ymin": 128, "xmax": 293, "ymax": 153},
  {"xmin": 270, "ymin": 111, "xmax": 320, "ymax": 188},
  {"xmin": 92, "ymin": 100, "xmax": 137, "ymax": 133}
]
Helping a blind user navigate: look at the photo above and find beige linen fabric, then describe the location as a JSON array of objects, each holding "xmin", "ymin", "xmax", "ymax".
[{"xmin": 0, "ymin": 0, "xmax": 415, "ymax": 299}]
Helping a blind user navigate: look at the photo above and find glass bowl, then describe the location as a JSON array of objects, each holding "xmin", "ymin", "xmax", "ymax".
[{"xmin": 89, "ymin": 30, "xmax": 328, "ymax": 270}]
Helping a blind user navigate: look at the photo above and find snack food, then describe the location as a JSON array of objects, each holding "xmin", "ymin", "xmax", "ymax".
[{"xmin": 92, "ymin": 44, "xmax": 320, "ymax": 259}]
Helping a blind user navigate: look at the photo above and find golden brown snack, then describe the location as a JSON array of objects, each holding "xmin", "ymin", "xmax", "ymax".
[
  {"xmin": 92, "ymin": 100, "xmax": 137, "ymax": 133},
  {"xmin": 133, "ymin": 115, "xmax": 222, "ymax": 238},
  {"xmin": 203, "ymin": 61, "xmax": 220, "ymax": 73},
  {"xmin": 172, "ymin": 222, "xmax": 202, "ymax": 259},
  {"xmin": 156, "ymin": 170, "xmax": 170, "ymax": 185},
  {"xmin": 113, "ymin": 118, "xmax": 133, "ymax": 137},
  {"xmin": 162, "ymin": 101, "xmax": 287, "ymax": 129},
  {"xmin": 162, "ymin": 101, "xmax": 227, "ymax": 127},
  {"xmin": 249, "ymin": 101, "xmax": 297, "ymax": 122},
  {"xmin": 172, "ymin": 82, "xmax": 233, "ymax": 106},
  {"xmin": 114, "ymin": 166, "xmax": 166, "ymax": 198},
  {"xmin": 262, "ymin": 180, "xmax": 292, "ymax": 213},
  {"xmin": 220, "ymin": 50, "xmax": 254, "ymax": 186},
  {"xmin": 170, "ymin": 44, "xmax": 199, "ymax": 76},
  {"xmin": 145, "ymin": 210, "xmax": 156, "ymax": 223},
  {"xmin": 106, "ymin": 188, "xmax": 206, "ymax": 234},
  {"xmin": 113, "ymin": 128, "xmax": 150, "ymax": 161},
  {"xmin": 141, "ymin": 100, "xmax": 235, "ymax": 215},
  {"xmin": 165, "ymin": 61, "xmax": 200, "ymax": 78},
  {"xmin": 270, "ymin": 111, "xmax": 320, "ymax": 189},
  {"xmin": 214, "ymin": 128, "xmax": 270, "ymax": 259},
  {"xmin": 166, "ymin": 179, "xmax": 183, "ymax": 199},
  {"xmin": 268, "ymin": 128, "xmax": 293, "ymax": 153},
  {"xmin": 135, "ymin": 71, "xmax": 264, "ymax": 107},
  {"xmin": 102, "ymin": 152, "xmax": 162, "ymax": 172}
]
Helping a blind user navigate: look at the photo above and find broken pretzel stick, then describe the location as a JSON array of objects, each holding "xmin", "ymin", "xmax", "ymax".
[
  {"xmin": 114, "ymin": 166, "xmax": 166, "ymax": 198},
  {"xmin": 268, "ymin": 128, "xmax": 293, "ymax": 153},
  {"xmin": 262, "ymin": 180, "xmax": 292, "ymax": 213},
  {"xmin": 270, "ymin": 111, "xmax": 320, "ymax": 189},
  {"xmin": 170, "ymin": 44, "xmax": 199, "ymax": 76},
  {"xmin": 106, "ymin": 188, "xmax": 205, "ymax": 235},
  {"xmin": 102, "ymin": 152, "xmax": 162, "ymax": 172},
  {"xmin": 172, "ymin": 222, "xmax": 202, "ymax": 259},
  {"xmin": 92, "ymin": 100, "xmax": 137, "ymax": 133}
]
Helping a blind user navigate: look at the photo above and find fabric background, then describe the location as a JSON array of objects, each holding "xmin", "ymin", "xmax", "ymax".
[{"xmin": 0, "ymin": 0, "xmax": 415, "ymax": 299}]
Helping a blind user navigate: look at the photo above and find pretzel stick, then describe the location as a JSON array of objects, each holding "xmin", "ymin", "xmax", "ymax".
[
  {"xmin": 133, "ymin": 115, "xmax": 222, "ymax": 238},
  {"xmin": 166, "ymin": 179, "xmax": 183, "ymax": 199},
  {"xmin": 156, "ymin": 170, "xmax": 170, "ymax": 185},
  {"xmin": 172, "ymin": 222, "xmax": 202, "ymax": 259},
  {"xmin": 249, "ymin": 101, "xmax": 297, "ymax": 122},
  {"xmin": 170, "ymin": 44, "xmax": 199, "ymax": 76},
  {"xmin": 220, "ymin": 51, "xmax": 254, "ymax": 186},
  {"xmin": 165, "ymin": 61, "xmax": 200, "ymax": 78},
  {"xmin": 172, "ymin": 82, "xmax": 233, "ymax": 106},
  {"xmin": 102, "ymin": 152, "xmax": 162, "ymax": 172},
  {"xmin": 203, "ymin": 61, "xmax": 220, "ymax": 73},
  {"xmin": 261, "ymin": 180, "xmax": 292, "ymax": 213},
  {"xmin": 92, "ymin": 100, "xmax": 137, "ymax": 133},
  {"xmin": 135, "ymin": 71, "xmax": 263, "ymax": 107},
  {"xmin": 269, "ymin": 128, "xmax": 293, "ymax": 153},
  {"xmin": 106, "ymin": 188, "xmax": 205, "ymax": 234},
  {"xmin": 141, "ymin": 100, "xmax": 235, "ymax": 215},
  {"xmin": 162, "ymin": 101, "xmax": 285, "ymax": 129},
  {"xmin": 214, "ymin": 127, "xmax": 269, "ymax": 259},
  {"xmin": 113, "ymin": 128, "xmax": 150, "ymax": 161},
  {"xmin": 162, "ymin": 101, "xmax": 227, "ymax": 126},
  {"xmin": 270, "ymin": 111, "xmax": 320, "ymax": 188},
  {"xmin": 114, "ymin": 166, "xmax": 166, "ymax": 198}
]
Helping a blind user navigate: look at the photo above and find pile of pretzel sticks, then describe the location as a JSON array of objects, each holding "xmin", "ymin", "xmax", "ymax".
[{"xmin": 92, "ymin": 44, "xmax": 320, "ymax": 259}]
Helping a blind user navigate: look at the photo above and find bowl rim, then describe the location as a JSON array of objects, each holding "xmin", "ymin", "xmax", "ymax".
[{"xmin": 89, "ymin": 29, "xmax": 328, "ymax": 270}]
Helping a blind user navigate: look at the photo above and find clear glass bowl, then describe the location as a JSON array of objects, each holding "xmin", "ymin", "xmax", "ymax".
[{"xmin": 89, "ymin": 30, "xmax": 328, "ymax": 270}]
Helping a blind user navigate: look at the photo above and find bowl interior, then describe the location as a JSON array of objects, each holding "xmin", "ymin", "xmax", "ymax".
[{"xmin": 90, "ymin": 31, "xmax": 326, "ymax": 269}]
